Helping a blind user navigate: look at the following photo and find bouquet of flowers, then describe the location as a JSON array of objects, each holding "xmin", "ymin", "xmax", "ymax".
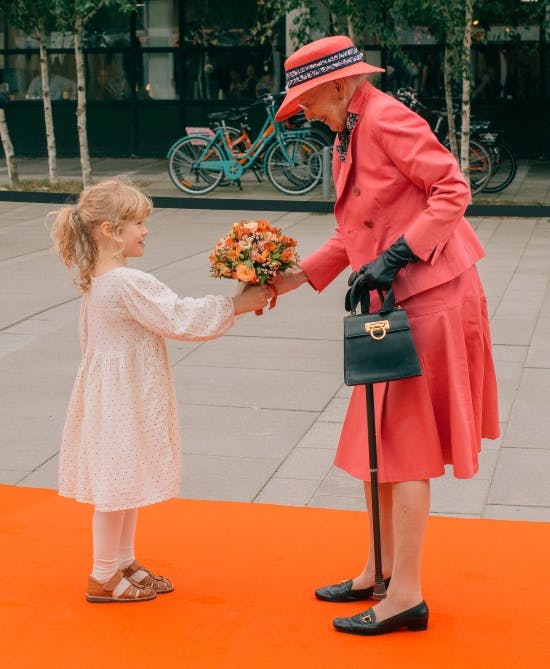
[{"xmin": 209, "ymin": 219, "xmax": 299, "ymax": 311}]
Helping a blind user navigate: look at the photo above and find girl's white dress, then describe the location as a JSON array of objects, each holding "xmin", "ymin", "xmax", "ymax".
[{"xmin": 58, "ymin": 267, "xmax": 235, "ymax": 511}]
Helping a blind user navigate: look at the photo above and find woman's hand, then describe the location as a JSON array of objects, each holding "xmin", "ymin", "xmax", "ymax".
[
  {"xmin": 232, "ymin": 284, "xmax": 274, "ymax": 315},
  {"xmin": 271, "ymin": 267, "xmax": 308, "ymax": 295}
]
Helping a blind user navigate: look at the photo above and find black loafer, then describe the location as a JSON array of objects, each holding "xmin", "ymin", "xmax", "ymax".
[
  {"xmin": 333, "ymin": 600, "xmax": 429, "ymax": 635},
  {"xmin": 315, "ymin": 577, "xmax": 391, "ymax": 603}
]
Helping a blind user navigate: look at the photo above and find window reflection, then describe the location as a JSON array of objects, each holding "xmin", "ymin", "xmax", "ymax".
[
  {"xmin": 3, "ymin": 53, "xmax": 76, "ymax": 100},
  {"xmin": 385, "ymin": 45, "xmax": 540, "ymax": 103},
  {"xmin": 183, "ymin": 0, "xmax": 257, "ymax": 46},
  {"xmin": 87, "ymin": 54, "xmax": 131, "ymax": 101},
  {"xmin": 183, "ymin": 49, "xmax": 278, "ymax": 102},
  {"xmin": 136, "ymin": 0, "xmax": 179, "ymax": 47},
  {"xmin": 141, "ymin": 52, "xmax": 177, "ymax": 99},
  {"xmin": 472, "ymin": 46, "xmax": 539, "ymax": 101}
]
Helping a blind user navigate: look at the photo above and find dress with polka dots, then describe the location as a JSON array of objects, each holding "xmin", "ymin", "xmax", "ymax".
[{"xmin": 58, "ymin": 267, "xmax": 235, "ymax": 511}]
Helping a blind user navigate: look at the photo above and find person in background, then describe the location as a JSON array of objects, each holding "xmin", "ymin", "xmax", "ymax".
[
  {"xmin": 27, "ymin": 60, "xmax": 76, "ymax": 100},
  {"xmin": 242, "ymin": 64, "xmax": 258, "ymax": 99}
]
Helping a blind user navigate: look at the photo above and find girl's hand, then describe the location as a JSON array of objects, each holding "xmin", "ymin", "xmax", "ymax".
[{"xmin": 232, "ymin": 284, "xmax": 274, "ymax": 315}]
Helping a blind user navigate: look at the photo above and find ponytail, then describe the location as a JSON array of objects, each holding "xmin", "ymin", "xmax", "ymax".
[{"xmin": 51, "ymin": 205, "xmax": 98, "ymax": 292}]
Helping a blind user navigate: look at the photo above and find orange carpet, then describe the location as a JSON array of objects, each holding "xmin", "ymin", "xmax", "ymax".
[{"xmin": 0, "ymin": 485, "xmax": 548, "ymax": 669}]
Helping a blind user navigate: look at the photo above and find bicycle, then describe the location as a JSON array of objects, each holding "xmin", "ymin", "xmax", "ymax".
[
  {"xmin": 208, "ymin": 101, "xmax": 333, "ymax": 188},
  {"xmin": 208, "ymin": 103, "xmax": 333, "ymax": 158},
  {"xmin": 167, "ymin": 95, "xmax": 322, "ymax": 195},
  {"xmin": 394, "ymin": 88, "xmax": 494, "ymax": 195},
  {"xmin": 470, "ymin": 119, "xmax": 517, "ymax": 193}
]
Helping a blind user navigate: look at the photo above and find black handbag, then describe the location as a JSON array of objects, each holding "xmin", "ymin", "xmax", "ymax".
[{"xmin": 343, "ymin": 280, "xmax": 422, "ymax": 386}]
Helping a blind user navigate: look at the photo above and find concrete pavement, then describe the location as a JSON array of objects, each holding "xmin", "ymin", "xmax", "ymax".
[{"xmin": 1, "ymin": 195, "xmax": 549, "ymax": 521}]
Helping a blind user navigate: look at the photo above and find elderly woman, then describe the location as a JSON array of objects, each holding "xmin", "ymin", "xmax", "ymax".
[{"xmin": 273, "ymin": 36, "xmax": 499, "ymax": 636}]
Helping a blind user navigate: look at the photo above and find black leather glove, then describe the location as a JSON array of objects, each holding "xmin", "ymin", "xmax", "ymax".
[{"xmin": 348, "ymin": 236, "xmax": 418, "ymax": 290}]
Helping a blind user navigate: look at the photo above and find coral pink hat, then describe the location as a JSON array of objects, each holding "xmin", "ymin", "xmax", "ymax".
[{"xmin": 275, "ymin": 35, "xmax": 384, "ymax": 121}]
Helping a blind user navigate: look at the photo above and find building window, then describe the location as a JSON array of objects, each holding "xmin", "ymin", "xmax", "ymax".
[
  {"xmin": 182, "ymin": 0, "xmax": 277, "ymax": 102},
  {"xmin": 133, "ymin": 0, "xmax": 179, "ymax": 100},
  {"xmin": 87, "ymin": 54, "xmax": 131, "ymax": 101},
  {"xmin": 4, "ymin": 53, "xmax": 76, "ymax": 101}
]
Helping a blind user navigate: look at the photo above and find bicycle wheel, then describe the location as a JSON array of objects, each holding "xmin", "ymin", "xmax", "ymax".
[
  {"xmin": 482, "ymin": 142, "xmax": 517, "ymax": 193},
  {"xmin": 168, "ymin": 136, "xmax": 224, "ymax": 194},
  {"xmin": 467, "ymin": 139, "xmax": 493, "ymax": 195},
  {"xmin": 265, "ymin": 138, "xmax": 322, "ymax": 195}
]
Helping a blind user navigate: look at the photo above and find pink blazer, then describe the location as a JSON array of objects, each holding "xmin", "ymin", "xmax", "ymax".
[{"xmin": 300, "ymin": 82, "xmax": 485, "ymax": 302}]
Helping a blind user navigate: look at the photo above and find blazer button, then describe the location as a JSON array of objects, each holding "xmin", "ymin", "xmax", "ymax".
[
  {"xmin": 363, "ymin": 220, "xmax": 373, "ymax": 228},
  {"xmin": 352, "ymin": 185, "xmax": 361, "ymax": 196}
]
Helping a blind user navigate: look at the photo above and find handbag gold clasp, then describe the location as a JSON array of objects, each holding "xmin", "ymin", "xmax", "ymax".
[{"xmin": 365, "ymin": 319, "xmax": 390, "ymax": 340}]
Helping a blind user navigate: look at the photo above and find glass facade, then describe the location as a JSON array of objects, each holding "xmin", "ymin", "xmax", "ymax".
[
  {"xmin": 385, "ymin": 24, "xmax": 544, "ymax": 104},
  {"xmin": 0, "ymin": 0, "xmax": 277, "ymax": 102},
  {"xmin": 0, "ymin": 1, "xmax": 547, "ymax": 157}
]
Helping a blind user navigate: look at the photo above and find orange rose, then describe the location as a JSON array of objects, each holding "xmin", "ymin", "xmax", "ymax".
[
  {"xmin": 280, "ymin": 248, "xmax": 296, "ymax": 262},
  {"xmin": 253, "ymin": 250, "xmax": 269, "ymax": 263},
  {"xmin": 242, "ymin": 220, "xmax": 258, "ymax": 233},
  {"xmin": 215, "ymin": 263, "xmax": 232, "ymax": 277},
  {"xmin": 226, "ymin": 249, "xmax": 240, "ymax": 261},
  {"xmin": 256, "ymin": 220, "xmax": 270, "ymax": 232},
  {"xmin": 235, "ymin": 263, "xmax": 258, "ymax": 283}
]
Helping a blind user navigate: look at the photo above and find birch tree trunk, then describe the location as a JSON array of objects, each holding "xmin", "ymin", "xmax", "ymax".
[
  {"xmin": 443, "ymin": 46, "xmax": 458, "ymax": 161},
  {"xmin": 74, "ymin": 14, "xmax": 91, "ymax": 187},
  {"xmin": 0, "ymin": 109, "xmax": 19, "ymax": 187},
  {"xmin": 38, "ymin": 19, "xmax": 58, "ymax": 185},
  {"xmin": 459, "ymin": 0, "xmax": 473, "ymax": 182}
]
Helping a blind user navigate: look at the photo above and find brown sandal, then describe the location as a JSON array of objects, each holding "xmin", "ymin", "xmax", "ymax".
[
  {"xmin": 122, "ymin": 560, "xmax": 174, "ymax": 594},
  {"xmin": 86, "ymin": 570, "xmax": 157, "ymax": 603}
]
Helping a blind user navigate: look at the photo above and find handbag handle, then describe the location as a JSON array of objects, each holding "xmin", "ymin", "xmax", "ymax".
[{"xmin": 345, "ymin": 277, "xmax": 396, "ymax": 315}]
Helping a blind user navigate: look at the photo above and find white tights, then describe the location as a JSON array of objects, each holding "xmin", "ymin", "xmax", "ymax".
[{"xmin": 91, "ymin": 508, "xmax": 138, "ymax": 582}]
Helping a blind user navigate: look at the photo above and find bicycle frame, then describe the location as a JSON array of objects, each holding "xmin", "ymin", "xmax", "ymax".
[{"xmin": 175, "ymin": 98, "xmax": 310, "ymax": 181}]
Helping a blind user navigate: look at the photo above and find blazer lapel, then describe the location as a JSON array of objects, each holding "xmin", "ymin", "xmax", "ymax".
[{"xmin": 334, "ymin": 83, "xmax": 371, "ymax": 197}]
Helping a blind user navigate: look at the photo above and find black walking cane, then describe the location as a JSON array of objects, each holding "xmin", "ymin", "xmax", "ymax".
[
  {"xmin": 344, "ymin": 281, "xmax": 388, "ymax": 600},
  {"xmin": 365, "ymin": 381, "xmax": 387, "ymax": 599}
]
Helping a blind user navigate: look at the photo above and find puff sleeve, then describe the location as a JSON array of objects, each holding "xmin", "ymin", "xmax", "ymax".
[{"xmin": 120, "ymin": 268, "xmax": 235, "ymax": 341}]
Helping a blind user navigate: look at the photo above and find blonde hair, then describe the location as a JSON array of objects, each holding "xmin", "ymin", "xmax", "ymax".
[{"xmin": 50, "ymin": 176, "xmax": 152, "ymax": 292}]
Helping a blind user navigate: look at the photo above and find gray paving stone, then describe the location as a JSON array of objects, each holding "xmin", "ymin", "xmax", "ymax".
[
  {"xmin": 295, "ymin": 421, "xmax": 342, "ymax": 449},
  {"xmin": 430, "ymin": 474, "xmax": 490, "ymax": 516},
  {"xmin": 276, "ymin": 446, "xmax": 335, "ymax": 480},
  {"xmin": 317, "ymin": 396, "xmax": 349, "ymax": 423},
  {"xmin": 489, "ymin": 448, "xmax": 550, "ymax": 506},
  {"xmin": 504, "ymin": 369, "xmax": 550, "ymax": 449},
  {"xmin": 180, "ymin": 335, "xmax": 342, "ymax": 373},
  {"xmin": 308, "ymin": 493, "xmax": 366, "ymax": 511},
  {"xmin": 16, "ymin": 454, "xmax": 58, "ymax": 490},
  {"xmin": 483, "ymin": 505, "xmax": 550, "ymax": 521},
  {"xmin": 254, "ymin": 477, "xmax": 320, "ymax": 506},
  {"xmin": 181, "ymin": 404, "xmax": 315, "ymax": 459},
  {"xmin": 315, "ymin": 467, "xmax": 364, "ymax": 498},
  {"xmin": 179, "ymin": 454, "xmax": 280, "ymax": 502},
  {"xmin": 0, "ymin": 470, "xmax": 24, "ymax": 484},
  {"xmin": 173, "ymin": 364, "xmax": 342, "ymax": 412},
  {"xmin": 492, "ymin": 344, "xmax": 528, "ymax": 363},
  {"xmin": 526, "ymin": 317, "xmax": 550, "ymax": 368}
]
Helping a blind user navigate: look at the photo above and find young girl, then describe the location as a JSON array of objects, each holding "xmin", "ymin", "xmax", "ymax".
[{"xmin": 51, "ymin": 177, "xmax": 271, "ymax": 603}]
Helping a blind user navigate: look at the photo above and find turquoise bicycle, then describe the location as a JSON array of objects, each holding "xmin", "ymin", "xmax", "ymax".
[{"xmin": 167, "ymin": 95, "xmax": 322, "ymax": 195}]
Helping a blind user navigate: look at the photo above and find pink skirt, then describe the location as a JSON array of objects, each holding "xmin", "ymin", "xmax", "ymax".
[{"xmin": 335, "ymin": 266, "xmax": 499, "ymax": 483}]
